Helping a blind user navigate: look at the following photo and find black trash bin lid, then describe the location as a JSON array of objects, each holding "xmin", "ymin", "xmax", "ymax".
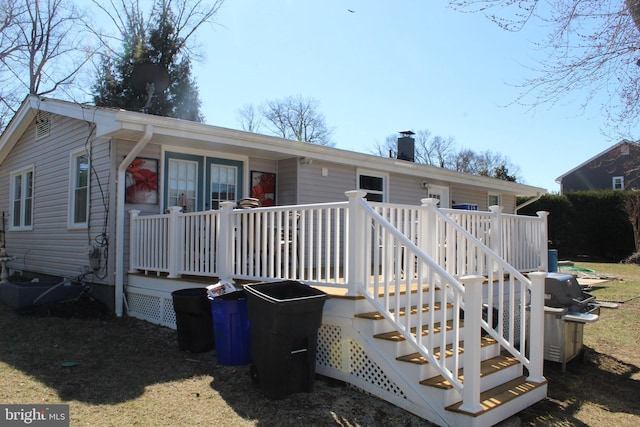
[{"xmin": 244, "ymin": 281, "xmax": 326, "ymax": 303}]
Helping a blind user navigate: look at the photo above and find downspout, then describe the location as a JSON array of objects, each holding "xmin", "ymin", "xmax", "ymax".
[
  {"xmin": 115, "ymin": 124, "xmax": 154, "ymax": 317},
  {"xmin": 515, "ymin": 192, "xmax": 543, "ymax": 215}
]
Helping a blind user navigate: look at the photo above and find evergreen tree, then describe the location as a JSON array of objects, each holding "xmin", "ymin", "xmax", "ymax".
[{"xmin": 93, "ymin": 0, "xmax": 205, "ymax": 122}]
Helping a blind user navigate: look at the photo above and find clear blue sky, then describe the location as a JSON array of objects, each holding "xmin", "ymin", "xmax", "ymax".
[{"xmin": 187, "ymin": 0, "xmax": 638, "ymax": 193}]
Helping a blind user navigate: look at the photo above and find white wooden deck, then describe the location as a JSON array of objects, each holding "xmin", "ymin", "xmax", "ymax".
[{"xmin": 125, "ymin": 192, "xmax": 550, "ymax": 427}]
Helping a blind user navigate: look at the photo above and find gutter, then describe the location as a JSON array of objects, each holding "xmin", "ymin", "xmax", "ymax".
[
  {"xmin": 515, "ymin": 192, "xmax": 543, "ymax": 214},
  {"xmin": 115, "ymin": 124, "xmax": 154, "ymax": 317}
]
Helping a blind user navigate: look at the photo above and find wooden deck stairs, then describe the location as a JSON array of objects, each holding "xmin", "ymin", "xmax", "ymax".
[{"xmin": 315, "ymin": 282, "xmax": 548, "ymax": 427}]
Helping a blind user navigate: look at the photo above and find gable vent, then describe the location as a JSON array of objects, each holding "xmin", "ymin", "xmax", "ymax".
[{"xmin": 35, "ymin": 111, "xmax": 51, "ymax": 139}]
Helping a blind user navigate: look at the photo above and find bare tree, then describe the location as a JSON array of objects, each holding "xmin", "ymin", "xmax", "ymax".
[
  {"xmin": 454, "ymin": 148, "xmax": 521, "ymax": 181},
  {"xmin": 373, "ymin": 129, "xmax": 456, "ymax": 167},
  {"xmin": 373, "ymin": 130, "xmax": 521, "ymax": 181},
  {"xmin": 453, "ymin": 148, "xmax": 478, "ymax": 174},
  {"xmin": 371, "ymin": 134, "xmax": 400, "ymax": 158},
  {"xmin": 624, "ymin": 192, "xmax": 640, "ymax": 253},
  {"xmin": 240, "ymin": 95, "xmax": 335, "ymax": 146},
  {"xmin": 428, "ymin": 135, "xmax": 457, "ymax": 168},
  {"xmin": 236, "ymin": 103, "xmax": 263, "ymax": 133},
  {"xmin": 449, "ymin": 0, "xmax": 640, "ymax": 132},
  {"xmin": 91, "ymin": 0, "xmax": 224, "ymax": 59},
  {"xmin": 0, "ymin": 0, "xmax": 94, "ymax": 129}
]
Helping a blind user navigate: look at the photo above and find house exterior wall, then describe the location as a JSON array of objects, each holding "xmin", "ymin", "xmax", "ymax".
[
  {"xmin": 0, "ymin": 113, "xmax": 113, "ymax": 284},
  {"xmin": 296, "ymin": 160, "xmax": 357, "ymax": 204},
  {"xmin": 275, "ymin": 158, "xmax": 298, "ymax": 205},
  {"xmin": 292, "ymin": 160, "xmax": 518, "ymax": 210},
  {"xmin": 450, "ymin": 184, "xmax": 516, "ymax": 213},
  {"xmin": 560, "ymin": 142, "xmax": 640, "ymax": 192}
]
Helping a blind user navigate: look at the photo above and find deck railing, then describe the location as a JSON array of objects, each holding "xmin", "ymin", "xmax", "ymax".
[
  {"xmin": 129, "ymin": 190, "xmax": 548, "ymax": 411},
  {"xmin": 129, "ymin": 193, "xmax": 548, "ymax": 284}
]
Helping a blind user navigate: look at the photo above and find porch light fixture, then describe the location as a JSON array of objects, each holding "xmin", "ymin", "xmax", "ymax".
[{"xmin": 299, "ymin": 157, "xmax": 313, "ymax": 165}]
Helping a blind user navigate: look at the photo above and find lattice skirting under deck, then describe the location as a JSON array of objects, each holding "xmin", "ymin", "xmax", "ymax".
[
  {"xmin": 126, "ymin": 289, "xmax": 177, "ymax": 329},
  {"xmin": 316, "ymin": 323, "xmax": 406, "ymax": 400}
]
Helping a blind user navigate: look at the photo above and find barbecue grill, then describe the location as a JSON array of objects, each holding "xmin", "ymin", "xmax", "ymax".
[{"xmin": 543, "ymin": 273, "xmax": 600, "ymax": 371}]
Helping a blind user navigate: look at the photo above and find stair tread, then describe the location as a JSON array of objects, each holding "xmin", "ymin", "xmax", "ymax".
[
  {"xmin": 396, "ymin": 337, "xmax": 498, "ymax": 365},
  {"xmin": 355, "ymin": 302, "xmax": 453, "ymax": 320},
  {"xmin": 420, "ymin": 354, "xmax": 521, "ymax": 389},
  {"xmin": 446, "ymin": 376, "xmax": 548, "ymax": 416},
  {"xmin": 371, "ymin": 283, "xmax": 439, "ymax": 298},
  {"xmin": 373, "ymin": 319, "xmax": 462, "ymax": 341}
]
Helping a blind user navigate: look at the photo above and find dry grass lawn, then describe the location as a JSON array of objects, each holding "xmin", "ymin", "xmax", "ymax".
[{"xmin": 0, "ymin": 261, "xmax": 638, "ymax": 426}]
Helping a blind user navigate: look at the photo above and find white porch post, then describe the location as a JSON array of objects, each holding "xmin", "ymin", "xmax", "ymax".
[
  {"xmin": 527, "ymin": 271, "xmax": 547, "ymax": 383},
  {"xmin": 167, "ymin": 206, "xmax": 182, "ymax": 279},
  {"xmin": 489, "ymin": 205, "xmax": 504, "ymax": 259},
  {"xmin": 489, "ymin": 205, "xmax": 504, "ymax": 275},
  {"xmin": 115, "ymin": 124, "xmax": 153, "ymax": 317},
  {"xmin": 420, "ymin": 198, "xmax": 439, "ymax": 261},
  {"xmin": 459, "ymin": 274, "xmax": 485, "ymax": 414},
  {"xmin": 345, "ymin": 190, "xmax": 367, "ymax": 296},
  {"xmin": 537, "ymin": 211, "xmax": 550, "ymax": 272},
  {"xmin": 218, "ymin": 201, "xmax": 235, "ymax": 284},
  {"xmin": 128, "ymin": 210, "xmax": 141, "ymax": 273}
]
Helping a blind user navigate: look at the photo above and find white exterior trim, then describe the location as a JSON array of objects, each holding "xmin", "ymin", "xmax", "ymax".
[
  {"xmin": 67, "ymin": 147, "xmax": 89, "ymax": 229},
  {"xmin": 9, "ymin": 164, "xmax": 35, "ymax": 231},
  {"xmin": 613, "ymin": 175, "xmax": 624, "ymax": 190},
  {"xmin": 357, "ymin": 168, "xmax": 389, "ymax": 202}
]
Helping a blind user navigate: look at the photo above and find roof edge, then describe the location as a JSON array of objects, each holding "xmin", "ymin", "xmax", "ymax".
[{"xmin": 555, "ymin": 139, "xmax": 637, "ymax": 183}]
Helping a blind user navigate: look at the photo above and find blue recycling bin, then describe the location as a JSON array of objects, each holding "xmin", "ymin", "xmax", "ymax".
[
  {"xmin": 209, "ymin": 290, "xmax": 251, "ymax": 366},
  {"xmin": 548, "ymin": 249, "xmax": 558, "ymax": 272}
]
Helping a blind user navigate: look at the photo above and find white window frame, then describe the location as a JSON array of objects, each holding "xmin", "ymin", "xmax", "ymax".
[
  {"xmin": 209, "ymin": 163, "xmax": 238, "ymax": 210},
  {"xmin": 167, "ymin": 158, "xmax": 199, "ymax": 212},
  {"xmin": 488, "ymin": 192, "xmax": 502, "ymax": 208},
  {"xmin": 357, "ymin": 169, "xmax": 388, "ymax": 202},
  {"xmin": 69, "ymin": 149, "xmax": 89, "ymax": 228},
  {"xmin": 10, "ymin": 165, "xmax": 34, "ymax": 231},
  {"xmin": 613, "ymin": 176, "xmax": 624, "ymax": 190}
]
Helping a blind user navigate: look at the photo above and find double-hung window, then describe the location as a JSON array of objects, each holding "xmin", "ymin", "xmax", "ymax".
[
  {"xmin": 357, "ymin": 170, "xmax": 387, "ymax": 202},
  {"xmin": 10, "ymin": 167, "xmax": 34, "ymax": 230},
  {"xmin": 488, "ymin": 192, "xmax": 502, "ymax": 208},
  {"xmin": 70, "ymin": 150, "xmax": 89, "ymax": 227},
  {"xmin": 613, "ymin": 176, "xmax": 624, "ymax": 190}
]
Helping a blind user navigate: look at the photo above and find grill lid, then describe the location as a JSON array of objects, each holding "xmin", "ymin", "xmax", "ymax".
[{"xmin": 544, "ymin": 273, "xmax": 594, "ymax": 310}]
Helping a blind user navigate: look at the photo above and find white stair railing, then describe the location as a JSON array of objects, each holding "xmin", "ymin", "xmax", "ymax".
[
  {"xmin": 345, "ymin": 190, "xmax": 547, "ymax": 411},
  {"xmin": 345, "ymin": 190, "xmax": 468, "ymax": 395},
  {"xmin": 422, "ymin": 198, "xmax": 546, "ymax": 373}
]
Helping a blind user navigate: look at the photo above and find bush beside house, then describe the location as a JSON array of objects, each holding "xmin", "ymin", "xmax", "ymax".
[{"xmin": 518, "ymin": 191, "xmax": 635, "ymax": 261}]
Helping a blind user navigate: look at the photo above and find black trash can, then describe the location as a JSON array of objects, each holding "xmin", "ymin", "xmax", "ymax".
[
  {"xmin": 172, "ymin": 288, "xmax": 215, "ymax": 353},
  {"xmin": 210, "ymin": 290, "xmax": 251, "ymax": 366},
  {"xmin": 244, "ymin": 281, "xmax": 327, "ymax": 400}
]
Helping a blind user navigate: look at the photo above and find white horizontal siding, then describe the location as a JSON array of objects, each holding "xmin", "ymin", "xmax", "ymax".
[
  {"xmin": 451, "ymin": 184, "xmax": 517, "ymax": 213},
  {"xmin": 297, "ymin": 160, "xmax": 356, "ymax": 204},
  {"xmin": 1, "ymin": 114, "xmax": 113, "ymax": 281}
]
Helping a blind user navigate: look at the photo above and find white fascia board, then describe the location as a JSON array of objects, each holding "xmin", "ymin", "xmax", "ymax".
[
  {"xmin": 114, "ymin": 110, "xmax": 546, "ymax": 196},
  {"xmin": 0, "ymin": 99, "xmax": 37, "ymax": 165}
]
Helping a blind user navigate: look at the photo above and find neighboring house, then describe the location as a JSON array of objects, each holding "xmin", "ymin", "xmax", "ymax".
[
  {"xmin": 0, "ymin": 96, "xmax": 551, "ymax": 427},
  {"xmin": 556, "ymin": 140, "xmax": 640, "ymax": 194}
]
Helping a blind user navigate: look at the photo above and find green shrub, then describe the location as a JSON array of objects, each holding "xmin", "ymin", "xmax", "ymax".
[{"xmin": 517, "ymin": 191, "xmax": 635, "ymax": 261}]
